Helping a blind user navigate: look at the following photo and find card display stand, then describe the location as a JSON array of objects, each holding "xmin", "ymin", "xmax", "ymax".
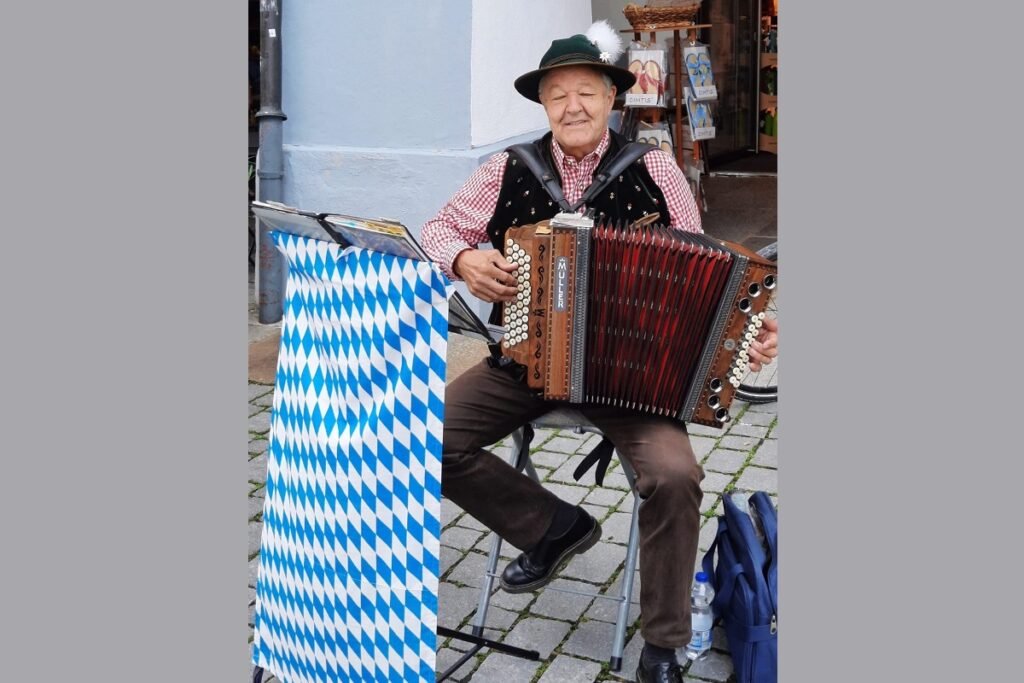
[{"xmin": 621, "ymin": 22, "xmax": 714, "ymax": 210}]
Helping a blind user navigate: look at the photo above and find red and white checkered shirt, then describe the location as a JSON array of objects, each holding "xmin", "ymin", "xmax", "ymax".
[{"xmin": 421, "ymin": 129, "xmax": 702, "ymax": 280}]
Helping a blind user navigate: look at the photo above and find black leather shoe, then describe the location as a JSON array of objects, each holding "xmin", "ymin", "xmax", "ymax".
[
  {"xmin": 499, "ymin": 507, "xmax": 601, "ymax": 593},
  {"xmin": 635, "ymin": 659, "xmax": 685, "ymax": 683}
]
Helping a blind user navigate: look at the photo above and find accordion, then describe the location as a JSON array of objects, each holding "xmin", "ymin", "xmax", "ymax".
[{"xmin": 500, "ymin": 213, "xmax": 777, "ymax": 428}]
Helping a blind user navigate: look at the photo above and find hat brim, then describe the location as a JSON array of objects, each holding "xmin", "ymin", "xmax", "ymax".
[{"xmin": 514, "ymin": 62, "xmax": 637, "ymax": 104}]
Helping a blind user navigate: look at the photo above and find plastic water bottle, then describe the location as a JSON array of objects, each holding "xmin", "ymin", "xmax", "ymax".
[{"xmin": 685, "ymin": 571, "xmax": 715, "ymax": 661}]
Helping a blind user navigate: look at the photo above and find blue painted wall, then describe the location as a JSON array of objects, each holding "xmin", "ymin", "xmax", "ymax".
[{"xmin": 282, "ymin": 1, "xmax": 473, "ymax": 150}]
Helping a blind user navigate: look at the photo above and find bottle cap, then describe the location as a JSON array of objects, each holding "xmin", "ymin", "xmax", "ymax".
[{"xmin": 696, "ymin": 571, "xmax": 709, "ymax": 582}]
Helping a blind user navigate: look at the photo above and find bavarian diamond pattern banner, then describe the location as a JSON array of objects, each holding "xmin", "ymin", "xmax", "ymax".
[{"xmin": 253, "ymin": 232, "xmax": 448, "ymax": 683}]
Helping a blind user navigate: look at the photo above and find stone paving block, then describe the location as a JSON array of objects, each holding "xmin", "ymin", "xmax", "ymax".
[
  {"xmin": 503, "ymin": 616, "xmax": 572, "ymax": 659},
  {"xmin": 549, "ymin": 456, "xmax": 588, "ymax": 484},
  {"xmin": 530, "ymin": 450, "xmax": 571, "ymax": 470},
  {"xmin": 686, "ymin": 421, "xmax": 722, "ymax": 437},
  {"xmin": 439, "ymin": 583, "xmax": 483, "ymax": 630},
  {"xmin": 582, "ymin": 503, "xmax": 609, "ymax": 522},
  {"xmin": 442, "ymin": 525, "xmax": 485, "ymax": 550},
  {"xmin": 752, "ymin": 438, "xmax": 778, "ymax": 468},
  {"xmin": 745, "ymin": 400, "xmax": 777, "ymax": 413},
  {"xmin": 538, "ymin": 654, "xmax": 605, "ymax": 683},
  {"xmin": 248, "ymin": 437, "xmax": 268, "ymax": 456},
  {"xmin": 529, "ymin": 578, "xmax": 597, "ymax": 621},
  {"xmin": 435, "ymin": 647, "xmax": 473, "ymax": 680},
  {"xmin": 248, "ymin": 556, "xmax": 259, "ymax": 588},
  {"xmin": 473, "ymin": 533, "xmax": 517, "ymax": 560},
  {"xmin": 564, "ymin": 541, "xmax": 625, "ymax": 584},
  {"xmin": 530, "ymin": 427, "xmax": 557, "ymax": 444},
  {"xmin": 738, "ymin": 410, "xmax": 775, "ymax": 427},
  {"xmin": 690, "ymin": 436, "xmax": 718, "ymax": 460},
  {"xmin": 697, "ymin": 518, "xmax": 719, "ymax": 552},
  {"xmin": 734, "ymin": 466, "xmax": 777, "ymax": 494},
  {"xmin": 702, "ymin": 449, "xmax": 748, "ymax": 474},
  {"xmin": 249, "ymin": 403, "xmax": 266, "ymax": 418},
  {"xmin": 711, "ymin": 625, "xmax": 731, "ymax": 654},
  {"xmin": 456, "ymin": 514, "xmax": 488, "ymax": 532},
  {"xmin": 248, "ymin": 383, "xmax": 273, "ymax": 400},
  {"xmin": 546, "ymin": 435, "xmax": 589, "ymax": 454},
  {"xmin": 585, "ymin": 587, "xmax": 641, "ymax": 625},
  {"xmin": 248, "ymin": 521, "xmax": 262, "ymax": 559},
  {"xmin": 699, "ymin": 493, "xmax": 720, "ymax": 516},
  {"xmin": 600, "ymin": 470, "xmax": 632, "ymax": 491},
  {"xmin": 446, "ymin": 551, "xmax": 491, "ymax": 589},
  {"xmin": 469, "ymin": 647, "xmax": 542, "ymax": 682},
  {"xmin": 601, "ymin": 511, "xmax": 635, "ymax": 545},
  {"xmin": 488, "ymin": 587, "xmax": 536, "ymax": 612},
  {"xmin": 248, "ymin": 453, "xmax": 268, "ymax": 484},
  {"xmin": 248, "ymin": 410, "xmax": 271, "ymax": 435},
  {"xmin": 699, "ymin": 471, "xmax": 733, "ymax": 494},
  {"xmin": 441, "ymin": 545, "xmax": 464, "ymax": 577},
  {"xmin": 476, "ymin": 605, "xmax": 520, "ymax": 632},
  {"xmin": 491, "ymin": 444, "xmax": 514, "ymax": 461},
  {"xmin": 727, "ymin": 423, "xmax": 770, "ymax": 439},
  {"xmin": 253, "ymin": 391, "xmax": 275, "ymax": 408},
  {"xmin": 248, "ymin": 493, "xmax": 265, "ymax": 520},
  {"xmin": 543, "ymin": 482, "xmax": 591, "ymax": 506},
  {"xmin": 716, "ymin": 434, "xmax": 759, "ymax": 452},
  {"xmin": 585, "ymin": 486, "xmax": 628, "ymax": 508},
  {"xmin": 684, "ymin": 649, "xmax": 733, "ymax": 681},
  {"xmin": 560, "ymin": 618, "xmax": 617, "ymax": 661},
  {"xmin": 768, "ymin": 422, "xmax": 779, "ymax": 439},
  {"xmin": 441, "ymin": 499, "xmax": 464, "ymax": 527}
]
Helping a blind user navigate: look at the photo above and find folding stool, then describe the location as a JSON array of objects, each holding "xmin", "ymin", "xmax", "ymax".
[{"xmin": 456, "ymin": 408, "xmax": 644, "ymax": 674}]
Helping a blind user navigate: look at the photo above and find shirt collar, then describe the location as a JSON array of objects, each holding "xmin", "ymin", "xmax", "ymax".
[{"xmin": 551, "ymin": 129, "xmax": 611, "ymax": 171}]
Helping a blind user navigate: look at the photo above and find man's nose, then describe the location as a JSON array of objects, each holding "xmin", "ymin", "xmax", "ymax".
[{"xmin": 565, "ymin": 94, "xmax": 583, "ymax": 112}]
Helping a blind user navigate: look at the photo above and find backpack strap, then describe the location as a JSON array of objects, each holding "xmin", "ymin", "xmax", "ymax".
[
  {"xmin": 749, "ymin": 491, "xmax": 778, "ymax": 615},
  {"xmin": 506, "ymin": 140, "xmax": 657, "ymax": 214}
]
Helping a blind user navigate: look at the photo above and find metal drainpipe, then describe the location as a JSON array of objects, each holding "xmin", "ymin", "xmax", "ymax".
[{"xmin": 256, "ymin": 0, "xmax": 287, "ymax": 323}]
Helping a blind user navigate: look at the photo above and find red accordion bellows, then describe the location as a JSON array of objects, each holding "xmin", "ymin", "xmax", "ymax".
[{"xmin": 501, "ymin": 215, "xmax": 776, "ymax": 428}]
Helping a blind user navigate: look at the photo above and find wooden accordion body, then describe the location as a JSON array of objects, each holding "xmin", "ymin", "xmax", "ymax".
[{"xmin": 500, "ymin": 213, "xmax": 777, "ymax": 428}]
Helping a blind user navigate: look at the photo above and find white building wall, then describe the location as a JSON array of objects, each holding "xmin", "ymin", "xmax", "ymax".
[{"xmin": 470, "ymin": 0, "xmax": 592, "ymax": 147}]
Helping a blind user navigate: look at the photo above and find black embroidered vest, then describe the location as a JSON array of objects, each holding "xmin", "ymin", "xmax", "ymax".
[{"xmin": 484, "ymin": 129, "xmax": 669, "ymax": 249}]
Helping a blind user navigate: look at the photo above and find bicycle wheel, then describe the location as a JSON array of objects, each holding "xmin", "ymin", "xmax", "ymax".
[{"xmin": 735, "ymin": 241, "xmax": 778, "ymax": 404}]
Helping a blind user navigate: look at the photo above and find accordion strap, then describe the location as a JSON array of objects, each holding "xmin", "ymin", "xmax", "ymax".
[{"xmin": 506, "ymin": 140, "xmax": 656, "ymax": 214}]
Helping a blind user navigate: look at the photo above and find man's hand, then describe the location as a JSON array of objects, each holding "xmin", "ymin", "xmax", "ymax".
[
  {"xmin": 747, "ymin": 317, "xmax": 778, "ymax": 372},
  {"xmin": 454, "ymin": 248, "xmax": 519, "ymax": 303}
]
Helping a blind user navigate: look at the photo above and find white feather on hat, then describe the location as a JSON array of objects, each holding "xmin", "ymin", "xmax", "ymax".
[{"xmin": 584, "ymin": 20, "xmax": 624, "ymax": 64}]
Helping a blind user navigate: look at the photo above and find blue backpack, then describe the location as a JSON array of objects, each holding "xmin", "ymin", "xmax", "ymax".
[{"xmin": 701, "ymin": 491, "xmax": 778, "ymax": 683}]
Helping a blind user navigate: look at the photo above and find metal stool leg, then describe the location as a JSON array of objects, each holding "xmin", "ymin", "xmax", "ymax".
[{"xmin": 610, "ymin": 458, "xmax": 642, "ymax": 672}]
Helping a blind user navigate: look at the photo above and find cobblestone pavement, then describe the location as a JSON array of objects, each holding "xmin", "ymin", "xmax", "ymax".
[{"xmin": 247, "ymin": 374, "xmax": 777, "ymax": 683}]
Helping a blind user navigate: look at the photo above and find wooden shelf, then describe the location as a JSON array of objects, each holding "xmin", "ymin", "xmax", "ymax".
[{"xmin": 760, "ymin": 52, "xmax": 777, "ymax": 68}]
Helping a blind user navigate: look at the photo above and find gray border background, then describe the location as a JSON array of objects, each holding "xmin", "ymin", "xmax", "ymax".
[
  {"xmin": 3, "ymin": 1, "xmax": 1023, "ymax": 681},
  {"xmin": 784, "ymin": 1, "xmax": 1022, "ymax": 681},
  {"xmin": 3, "ymin": 2, "xmax": 246, "ymax": 680}
]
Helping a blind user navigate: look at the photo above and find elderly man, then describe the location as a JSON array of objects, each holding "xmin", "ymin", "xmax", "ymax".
[{"xmin": 421, "ymin": 23, "xmax": 778, "ymax": 683}]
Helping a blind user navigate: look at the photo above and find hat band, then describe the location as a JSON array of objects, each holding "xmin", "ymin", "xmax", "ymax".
[{"xmin": 544, "ymin": 52, "xmax": 602, "ymax": 68}]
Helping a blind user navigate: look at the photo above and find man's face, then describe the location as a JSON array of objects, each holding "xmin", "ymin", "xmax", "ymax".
[{"xmin": 539, "ymin": 66, "xmax": 616, "ymax": 160}]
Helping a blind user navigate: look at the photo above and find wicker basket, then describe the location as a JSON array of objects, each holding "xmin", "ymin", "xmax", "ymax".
[{"xmin": 623, "ymin": 2, "xmax": 700, "ymax": 30}]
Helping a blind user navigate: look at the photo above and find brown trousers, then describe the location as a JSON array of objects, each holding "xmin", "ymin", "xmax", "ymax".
[{"xmin": 442, "ymin": 359, "xmax": 705, "ymax": 648}]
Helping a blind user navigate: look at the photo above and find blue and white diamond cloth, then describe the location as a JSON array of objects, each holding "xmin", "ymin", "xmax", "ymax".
[{"xmin": 253, "ymin": 232, "xmax": 449, "ymax": 683}]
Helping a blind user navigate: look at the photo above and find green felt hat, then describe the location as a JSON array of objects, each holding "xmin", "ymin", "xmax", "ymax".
[{"xmin": 514, "ymin": 30, "xmax": 635, "ymax": 103}]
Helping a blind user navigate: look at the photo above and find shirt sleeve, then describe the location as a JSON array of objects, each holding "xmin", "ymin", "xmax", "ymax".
[
  {"xmin": 420, "ymin": 152, "xmax": 509, "ymax": 281},
  {"xmin": 642, "ymin": 149, "xmax": 703, "ymax": 234}
]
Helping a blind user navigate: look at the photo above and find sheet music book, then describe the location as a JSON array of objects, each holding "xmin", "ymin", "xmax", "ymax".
[{"xmin": 251, "ymin": 201, "xmax": 498, "ymax": 343}]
